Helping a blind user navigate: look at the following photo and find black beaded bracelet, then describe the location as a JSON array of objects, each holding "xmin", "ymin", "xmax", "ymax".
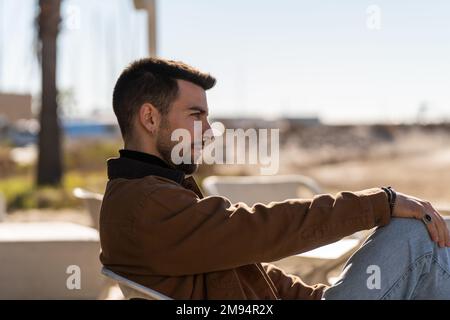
[{"xmin": 381, "ymin": 186, "xmax": 397, "ymax": 216}]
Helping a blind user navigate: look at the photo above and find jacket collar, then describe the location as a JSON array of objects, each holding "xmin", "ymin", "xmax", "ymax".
[{"xmin": 107, "ymin": 149, "xmax": 185, "ymax": 184}]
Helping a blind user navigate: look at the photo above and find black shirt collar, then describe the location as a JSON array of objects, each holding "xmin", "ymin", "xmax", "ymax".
[
  {"xmin": 107, "ymin": 149, "xmax": 185, "ymax": 184},
  {"xmin": 119, "ymin": 149, "xmax": 172, "ymax": 169}
]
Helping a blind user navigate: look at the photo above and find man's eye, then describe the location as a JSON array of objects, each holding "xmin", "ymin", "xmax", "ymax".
[{"xmin": 191, "ymin": 113, "xmax": 201, "ymax": 118}]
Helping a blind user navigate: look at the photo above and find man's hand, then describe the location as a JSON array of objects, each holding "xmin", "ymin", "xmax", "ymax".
[{"xmin": 392, "ymin": 193, "xmax": 450, "ymax": 248}]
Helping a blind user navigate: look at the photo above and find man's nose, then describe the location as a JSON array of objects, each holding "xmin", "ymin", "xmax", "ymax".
[
  {"xmin": 202, "ymin": 120, "xmax": 211, "ymax": 134},
  {"xmin": 202, "ymin": 120, "xmax": 215, "ymax": 143}
]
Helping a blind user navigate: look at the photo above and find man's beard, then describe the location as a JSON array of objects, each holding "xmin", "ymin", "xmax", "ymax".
[{"xmin": 156, "ymin": 119, "xmax": 199, "ymax": 175}]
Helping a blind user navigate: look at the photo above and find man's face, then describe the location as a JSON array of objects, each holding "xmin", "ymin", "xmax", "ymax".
[{"xmin": 156, "ymin": 79, "xmax": 211, "ymax": 174}]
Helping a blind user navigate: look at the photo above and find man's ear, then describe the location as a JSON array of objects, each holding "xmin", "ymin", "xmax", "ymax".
[{"xmin": 138, "ymin": 103, "xmax": 160, "ymax": 135}]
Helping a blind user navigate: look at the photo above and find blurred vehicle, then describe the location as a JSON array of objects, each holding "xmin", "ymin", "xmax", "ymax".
[{"xmin": 0, "ymin": 118, "xmax": 120, "ymax": 147}]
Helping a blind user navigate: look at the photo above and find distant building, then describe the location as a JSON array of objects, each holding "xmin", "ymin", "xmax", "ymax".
[
  {"xmin": 0, "ymin": 93, "xmax": 33, "ymax": 122},
  {"xmin": 212, "ymin": 116, "xmax": 321, "ymax": 131}
]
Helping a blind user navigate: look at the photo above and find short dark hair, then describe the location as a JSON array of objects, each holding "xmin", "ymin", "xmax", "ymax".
[{"xmin": 112, "ymin": 57, "xmax": 216, "ymax": 138}]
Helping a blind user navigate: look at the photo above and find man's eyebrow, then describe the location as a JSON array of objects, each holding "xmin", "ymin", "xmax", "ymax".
[{"xmin": 188, "ymin": 106, "xmax": 208, "ymax": 115}]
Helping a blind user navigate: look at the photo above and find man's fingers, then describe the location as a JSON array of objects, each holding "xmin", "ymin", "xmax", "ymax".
[
  {"xmin": 425, "ymin": 217, "xmax": 439, "ymax": 244},
  {"xmin": 403, "ymin": 197, "xmax": 450, "ymax": 247},
  {"xmin": 428, "ymin": 205, "xmax": 450, "ymax": 247},
  {"xmin": 445, "ymin": 219, "xmax": 450, "ymax": 247},
  {"xmin": 421, "ymin": 203, "xmax": 443, "ymax": 247},
  {"xmin": 434, "ymin": 215, "xmax": 446, "ymax": 248},
  {"xmin": 433, "ymin": 209, "xmax": 450, "ymax": 247}
]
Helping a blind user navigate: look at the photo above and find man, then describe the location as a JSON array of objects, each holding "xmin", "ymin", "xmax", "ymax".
[{"xmin": 100, "ymin": 57, "xmax": 450, "ymax": 300}]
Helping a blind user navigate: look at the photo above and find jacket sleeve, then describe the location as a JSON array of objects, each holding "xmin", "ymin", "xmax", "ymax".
[
  {"xmin": 135, "ymin": 183, "xmax": 390, "ymax": 276},
  {"xmin": 263, "ymin": 263, "xmax": 328, "ymax": 300}
]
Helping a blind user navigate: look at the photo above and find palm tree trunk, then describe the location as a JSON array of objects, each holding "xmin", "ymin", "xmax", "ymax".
[{"xmin": 36, "ymin": 0, "xmax": 63, "ymax": 186}]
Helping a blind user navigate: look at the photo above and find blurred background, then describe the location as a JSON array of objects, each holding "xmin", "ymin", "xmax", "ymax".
[{"xmin": 0, "ymin": 0, "xmax": 450, "ymax": 299}]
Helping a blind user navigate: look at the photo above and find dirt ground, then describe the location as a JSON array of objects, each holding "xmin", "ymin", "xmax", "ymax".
[{"xmin": 293, "ymin": 131, "xmax": 450, "ymax": 209}]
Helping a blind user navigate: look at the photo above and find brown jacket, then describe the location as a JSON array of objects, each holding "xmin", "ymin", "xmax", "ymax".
[{"xmin": 99, "ymin": 150, "xmax": 391, "ymax": 300}]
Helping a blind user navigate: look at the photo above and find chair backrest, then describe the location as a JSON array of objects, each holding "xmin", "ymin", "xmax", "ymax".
[
  {"xmin": 202, "ymin": 175, "xmax": 322, "ymax": 206},
  {"xmin": 101, "ymin": 267, "xmax": 172, "ymax": 300},
  {"xmin": 73, "ymin": 188, "xmax": 103, "ymax": 230}
]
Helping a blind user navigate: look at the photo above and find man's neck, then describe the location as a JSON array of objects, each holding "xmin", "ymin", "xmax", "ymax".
[{"xmin": 124, "ymin": 140, "xmax": 163, "ymax": 160}]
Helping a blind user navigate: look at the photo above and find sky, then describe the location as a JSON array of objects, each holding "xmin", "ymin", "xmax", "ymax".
[{"xmin": 0, "ymin": 0, "xmax": 450, "ymax": 124}]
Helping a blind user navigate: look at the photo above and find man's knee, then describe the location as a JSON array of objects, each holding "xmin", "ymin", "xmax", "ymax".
[{"xmin": 376, "ymin": 217, "xmax": 433, "ymax": 247}]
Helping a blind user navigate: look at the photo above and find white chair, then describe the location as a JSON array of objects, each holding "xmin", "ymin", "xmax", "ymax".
[
  {"xmin": 73, "ymin": 188, "xmax": 103, "ymax": 230},
  {"xmin": 271, "ymin": 239, "xmax": 361, "ymax": 284},
  {"xmin": 202, "ymin": 175, "xmax": 323, "ymax": 206},
  {"xmin": 201, "ymin": 175, "xmax": 361, "ymax": 284},
  {"xmin": 101, "ymin": 267, "xmax": 172, "ymax": 300}
]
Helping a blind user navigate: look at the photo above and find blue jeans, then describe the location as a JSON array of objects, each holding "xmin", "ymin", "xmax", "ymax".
[{"xmin": 322, "ymin": 218, "xmax": 450, "ymax": 299}]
